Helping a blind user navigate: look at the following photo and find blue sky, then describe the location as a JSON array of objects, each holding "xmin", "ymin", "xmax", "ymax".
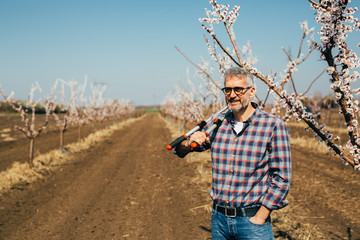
[{"xmin": 0, "ymin": 0, "xmax": 359, "ymax": 106}]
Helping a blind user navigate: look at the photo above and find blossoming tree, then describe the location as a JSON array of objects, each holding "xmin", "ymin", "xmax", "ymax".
[
  {"xmin": 173, "ymin": 0, "xmax": 359, "ymax": 169},
  {"xmin": 51, "ymin": 78, "xmax": 79, "ymax": 151},
  {"xmin": 0, "ymin": 85, "xmax": 54, "ymax": 168}
]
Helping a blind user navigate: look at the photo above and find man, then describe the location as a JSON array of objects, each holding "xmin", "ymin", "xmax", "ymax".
[{"xmin": 174, "ymin": 66, "xmax": 291, "ymax": 239}]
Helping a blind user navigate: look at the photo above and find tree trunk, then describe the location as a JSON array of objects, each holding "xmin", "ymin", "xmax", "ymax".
[
  {"xmin": 60, "ymin": 128, "xmax": 64, "ymax": 150},
  {"xmin": 78, "ymin": 123, "xmax": 81, "ymax": 141},
  {"xmin": 29, "ymin": 138, "xmax": 34, "ymax": 168}
]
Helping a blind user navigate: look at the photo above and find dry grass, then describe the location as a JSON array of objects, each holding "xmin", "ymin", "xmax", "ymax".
[
  {"xmin": 0, "ymin": 116, "xmax": 144, "ymax": 196},
  {"xmin": 286, "ymin": 121, "xmax": 348, "ymax": 135},
  {"xmin": 290, "ymin": 137, "xmax": 330, "ymax": 154},
  {"xmin": 0, "ymin": 128, "xmax": 11, "ymax": 133},
  {"xmin": 271, "ymin": 204, "xmax": 326, "ymax": 240},
  {"xmin": 0, "ymin": 127, "xmax": 16, "ymax": 142}
]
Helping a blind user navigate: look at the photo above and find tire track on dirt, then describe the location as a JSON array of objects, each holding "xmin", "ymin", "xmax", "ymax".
[{"xmin": 0, "ymin": 113, "xmax": 211, "ymax": 240}]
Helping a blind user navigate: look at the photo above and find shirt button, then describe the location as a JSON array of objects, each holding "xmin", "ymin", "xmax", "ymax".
[{"xmin": 230, "ymin": 169, "xmax": 234, "ymax": 173}]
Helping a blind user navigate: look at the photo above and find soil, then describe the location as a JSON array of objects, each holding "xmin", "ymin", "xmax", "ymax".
[
  {"xmin": 0, "ymin": 114, "xmax": 211, "ymax": 240},
  {"xmin": 0, "ymin": 115, "xmax": 107, "ymax": 172},
  {"xmin": 0, "ymin": 113, "xmax": 359, "ymax": 239}
]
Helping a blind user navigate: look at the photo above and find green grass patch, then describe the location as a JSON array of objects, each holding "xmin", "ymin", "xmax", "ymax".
[
  {"xmin": 146, "ymin": 109, "xmax": 160, "ymax": 113},
  {"xmin": 0, "ymin": 111, "xmax": 21, "ymax": 117}
]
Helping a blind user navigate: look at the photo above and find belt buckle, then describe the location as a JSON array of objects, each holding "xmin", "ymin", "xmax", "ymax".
[{"xmin": 224, "ymin": 206, "xmax": 237, "ymax": 218}]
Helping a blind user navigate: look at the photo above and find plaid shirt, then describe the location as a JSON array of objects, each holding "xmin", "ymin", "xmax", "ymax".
[{"xmin": 175, "ymin": 103, "xmax": 291, "ymax": 210}]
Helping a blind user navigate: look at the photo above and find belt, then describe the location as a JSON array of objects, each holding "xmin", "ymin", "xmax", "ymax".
[{"xmin": 213, "ymin": 202, "xmax": 260, "ymax": 218}]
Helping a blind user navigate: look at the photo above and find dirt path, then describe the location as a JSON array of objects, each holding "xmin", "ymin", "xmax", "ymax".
[{"xmin": 0, "ymin": 114, "xmax": 211, "ymax": 239}]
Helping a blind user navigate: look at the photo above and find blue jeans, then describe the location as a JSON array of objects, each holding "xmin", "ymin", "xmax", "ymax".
[{"xmin": 211, "ymin": 209, "xmax": 274, "ymax": 240}]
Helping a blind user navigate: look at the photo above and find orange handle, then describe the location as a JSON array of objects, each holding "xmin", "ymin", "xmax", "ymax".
[{"xmin": 190, "ymin": 141, "xmax": 199, "ymax": 148}]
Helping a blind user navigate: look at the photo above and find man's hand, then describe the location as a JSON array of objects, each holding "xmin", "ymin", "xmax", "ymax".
[
  {"xmin": 249, "ymin": 205, "xmax": 271, "ymax": 225},
  {"xmin": 176, "ymin": 131, "xmax": 209, "ymax": 155},
  {"xmin": 189, "ymin": 131, "xmax": 209, "ymax": 147},
  {"xmin": 249, "ymin": 215, "xmax": 266, "ymax": 225}
]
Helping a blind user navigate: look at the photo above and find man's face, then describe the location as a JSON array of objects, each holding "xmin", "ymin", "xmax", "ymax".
[{"xmin": 224, "ymin": 75, "xmax": 255, "ymax": 113}]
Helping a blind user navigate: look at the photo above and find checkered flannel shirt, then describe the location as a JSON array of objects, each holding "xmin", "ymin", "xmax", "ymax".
[{"xmin": 174, "ymin": 103, "xmax": 291, "ymax": 210}]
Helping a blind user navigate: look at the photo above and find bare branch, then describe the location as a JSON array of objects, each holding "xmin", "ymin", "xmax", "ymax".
[
  {"xmin": 203, "ymin": 34, "xmax": 223, "ymax": 72},
  {"xmin": 308, "ymin": 0, "xmax": 320, "ymax": 6},
  {"xmin": 297, "ymin": 33, "xmax": 306, "ymax": 59},
  {"xmin": 224, "ymin": 22, "xmax": 242, "ymax": 63},
  {"xmin": 201, "ymin": 24, "xmax": 241, "ymax": 67},
  {"xmin": 300, "ymin": 68, "xmax": 326, "ymax": 96},
  {"xmin": 262, "ymin": 88, "xmax": 272, "ymax": 106},
  {"xmin": 175, "ymin": 45, "xmax": 221, "ymax": 89},
  {"xmin": 297, "ymin": 47, "xmax": 315, "ymax": 64},
  {"xmin": 282, "ymin": 47, "xmax": 298, "ymax": 95}
]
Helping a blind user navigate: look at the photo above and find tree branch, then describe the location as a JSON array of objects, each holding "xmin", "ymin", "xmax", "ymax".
[
  {"xmin": 224, "ymin": 22, "xmax": 242, "ymax": 64},
  {"xmin": 308, "ymin": 0, "xmax": 320, "ymax": 6},
  {"xmin": 202, "ymin": 23, "xmax": 356, "ymax": 167},
  {"xmin": 175, "ymin": 45, "xmax": 221, "ymax": 89},
  {"xmin": 300, "ymin": 68, "xmax": 326, "ymax": 96}
]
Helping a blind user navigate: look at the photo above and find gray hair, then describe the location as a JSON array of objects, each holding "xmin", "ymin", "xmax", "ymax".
[{"xmin": 224, "ymin": 66, "xmax": 255, "ymax": 87}]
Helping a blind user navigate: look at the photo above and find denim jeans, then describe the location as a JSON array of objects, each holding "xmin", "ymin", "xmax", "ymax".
[{"xmin": 211, "ymin": 209, "xmax": 274, "ymax": 240}]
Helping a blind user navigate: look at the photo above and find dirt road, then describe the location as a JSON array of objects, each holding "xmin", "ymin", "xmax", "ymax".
[{"xmin": 0, "ymin": 114, "xmax": 211, "ymax": 239}]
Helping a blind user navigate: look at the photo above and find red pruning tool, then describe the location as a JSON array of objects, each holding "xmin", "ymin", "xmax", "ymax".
[{"xmin": 166, "ymin": 105, "xmax": 228, "ymax": 150}]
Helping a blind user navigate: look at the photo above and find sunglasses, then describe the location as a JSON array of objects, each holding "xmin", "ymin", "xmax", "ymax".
[{"xmin": 221, "ymin": 86, "xmax": 252, "ymax": 96}]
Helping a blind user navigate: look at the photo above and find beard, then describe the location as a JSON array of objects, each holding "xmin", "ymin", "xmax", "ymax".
[{"xmin": 227, "ymin": 97, "xmax": 250, "ymax": 113}]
